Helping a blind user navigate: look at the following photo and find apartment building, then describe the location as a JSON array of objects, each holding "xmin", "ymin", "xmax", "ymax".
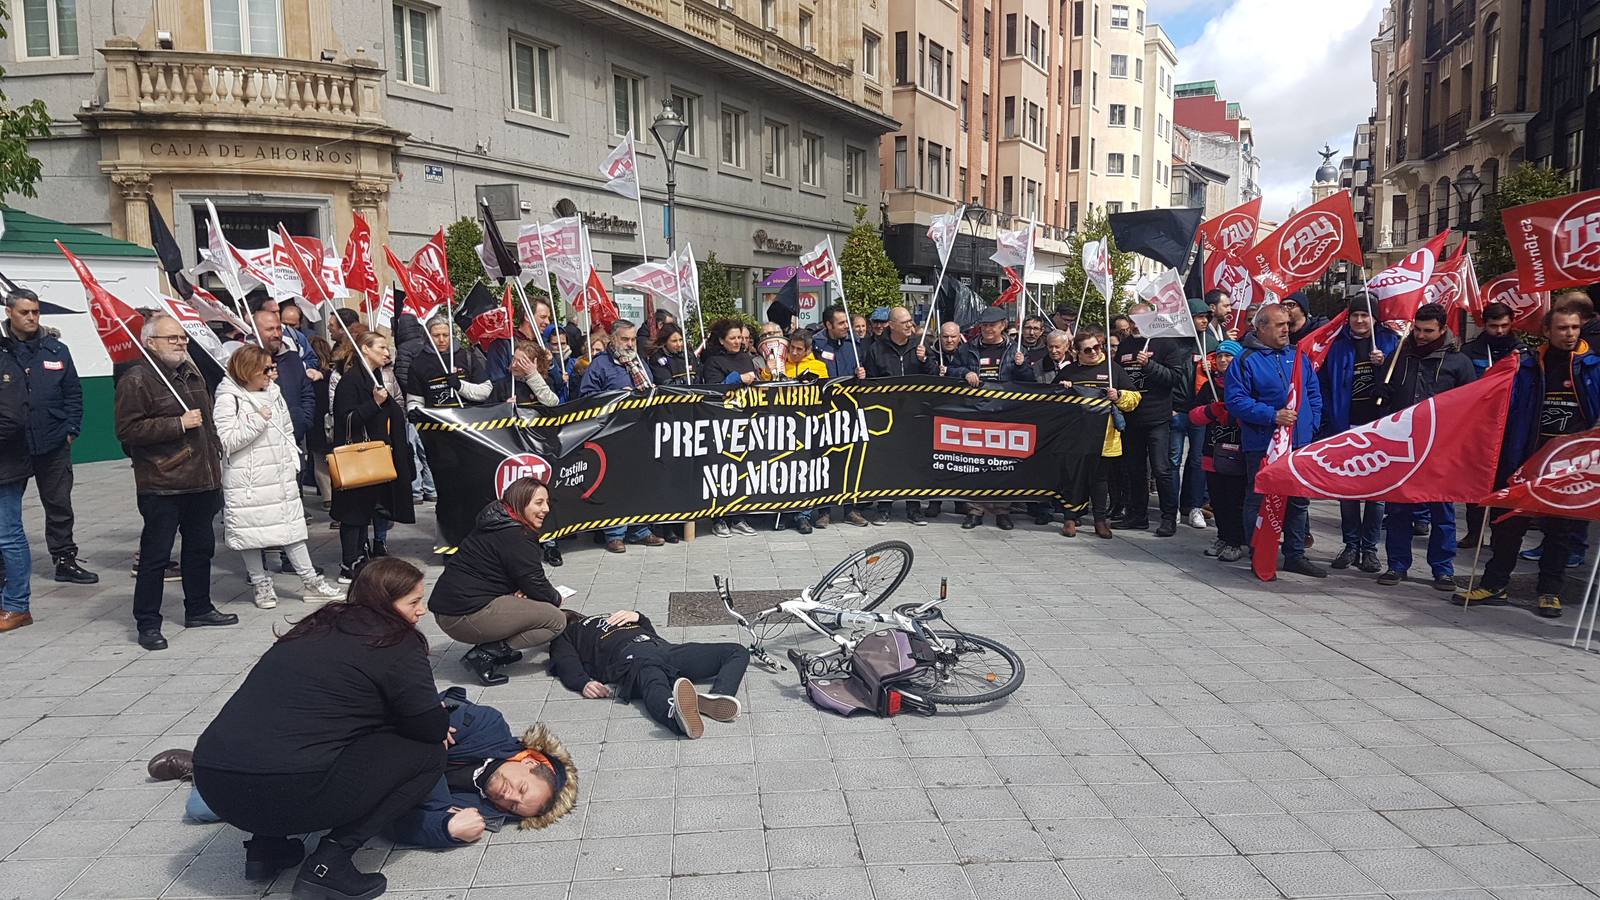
[
  {"xmin": 3, "ymin": 0, "xmax": 896, "ymax": 309},
  {"xmin": 879, "ymin": 0, "xmax": 1177, "ymax": 291},
  {"xmin": 1172, "ymin": 80, "xmax": 1260, "ymax": 212},
  {"xmin": 1527, "ymin": 0, "xmax": 1600, "ymax": 189}
]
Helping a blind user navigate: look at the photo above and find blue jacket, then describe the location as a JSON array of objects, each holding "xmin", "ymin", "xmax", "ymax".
[
  {"xmin": 1318, "ymin": 325, "xmax": 1400, "ymax": 436},
  {"xmin": 578, "ymin": 351, "xmax": 635, "ymax": 396},
  {"xmin": 273, "ymin": 344, "xmax": 316, "ymax": 444},
  {"xmin": 7, "ymin": 331, "xmax": 82, "ymax": 455},
  {"xmin": 1500, "ymin": 343, "xmax": 1600, "ymax": 486},
  {"xmin": 1225, "ymin": 332, "xmax": 1324, "ymax": 453},
  {"xmin": 812, "ymin": 332, "xmax": 862, "ymax": 378}
]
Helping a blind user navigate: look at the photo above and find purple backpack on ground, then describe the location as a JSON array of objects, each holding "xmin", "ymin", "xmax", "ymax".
[{"xmin": 801, "ymin": 630, "xmax": 937, "ymax": 717}]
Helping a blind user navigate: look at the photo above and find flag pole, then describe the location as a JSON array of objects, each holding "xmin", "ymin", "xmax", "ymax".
[
  {"xmin": 1072, "ymin": 278, "xmax": 1091, "ymax": 335},
  {"xmin": 1458, "ymin": 518, "xmax": 1492, "ymax": 607},
  {"xmin": 633, "ymin": 134, "xmax": 651, "ymax": 264},
  {"xmin": 922, "ymin": 251, "xmax": 953, "ymax": 340},
  {"xmin": 828, "ymin": 235, "xmax": 859, "ymax": 370},
  {"xmin": 579, "ymin": 225, "xmax": 594, "ymax": 360},
  {"xmin": 670, "ymin": 257, "xmax": 694, "ymax": 382},
  {"xmin": 1571, "ymin": 548, "xmax": 1600, "ymax": 646},
  {"xmin": 116, "ymin": 316, "xmax": 190, "ymax": 409},
  {"xmin": 508, "ymin": 277, "xmax": 549, "ymax": 352},
  {"xmin": 532, "ymin": 222, "xmax": 570, "ymax": 376},
  {"xmin": 328, "ymin": 295, "xmax": 379, "ymax": 387}
]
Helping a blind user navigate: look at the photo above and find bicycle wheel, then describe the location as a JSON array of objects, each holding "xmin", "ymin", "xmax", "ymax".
[
  {"xmin": 902, "ymin": 631, "xmax": 1025, "ymax": 706},
  {"xmin": 809, "ymin": 541, "xmax": 913, "ymax": 611}
]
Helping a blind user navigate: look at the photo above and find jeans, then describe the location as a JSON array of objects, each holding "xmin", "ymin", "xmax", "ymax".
[
  {"xmin": 408, "ymin": 422, "xmax": 435, "ymax": 496},
  {"xmin": 630, "ymin": 641, "xmax": 750, "ymax": 735},
  {"xmin": 1122, "ymin": 421, "xmax": 1175, "ymax": 522},
  {"xmin": 1384, "ymin": 502, "xmax": 1456, "ymax": 577},
  {"xmin": 0, "ymin": 480, "xmax": 30, "ymax": 614},
  {"xmin": 133, "ymin": 490, "xmax": 222, "ymax": 632},
  {"xmin": 242, "ymin": 542, "xmax": 316, "ymax": 584},
  {"xmin": 604, "ymin": 524, "xmax": 653, "ymax": 542},
  {"xmin": 1339, "ymin": 500, "xmax": 1384, "ymax": 554},
  {"xmin": 1484, "ymin": 514, "xmax": 1578, "ymax": 594},
  {"xmin": 1169, "ymin": 413, "xmax": 1207, "ymax": 513},
  {"xmin": 1243, "ymin": 451, "xmax": 1309, "ymax": 561},
  {"xmin": 1206, "ymin": 471, "xmax": 1247, "ymax": 547},
  {"xmin": 29, "ymin": 445, "xmax": 77, "ymax": 559}
]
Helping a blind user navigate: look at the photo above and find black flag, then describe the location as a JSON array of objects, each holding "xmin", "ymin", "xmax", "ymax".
[
  {"xmin": 147, "ymin": 202, "xmax": 195, "ymax": 298},
  {"xmin": 766, "ymin": 273, "xmax": 800, "ymax": 330},
  {"xmin": 1108, "ymin": 208, "xmax": 1204, "ymax": 270},
  {"xmin": 454, "ymin": 282, "xmax": 500, "ymax": 332},
  {"xmin": 477, "ymin": 197, "xmax": 521, "ymax": 279},
  {"xmin": 1184, "ymin": 242, "xmax": 1205, "ymax": 299}
]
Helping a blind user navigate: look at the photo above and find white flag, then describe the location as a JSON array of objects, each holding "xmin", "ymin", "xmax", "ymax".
[
  {"xmin": 204, "ymin": 200, "xmax": 251, "ymax": 304},
  {"xmin": 676, "ymin": 243, "xmax": 701, "ymax": 317},
  {"xmin": 1129, "ymin": 268, "xmax": 1195, "ymax": 339},
  {"xmin": 928, "ymin": 206, "xmax": 966, "ymax": 268},
  {"xmin": 1083, "ymin": 240, "xmax": 1113, "ymax": 301},
  {"xmin": 476, "ymin": 242, "xmax": 502, "ymax": 281},
  {"xmin": 148, "ymin": 290, "xmax": 228, "ymax": 365},
  {"xmin": 539, "ymin": 218, "xmax": 587, "ymax": 303},
  {"xmin": 376, "ymin": 287, "xmax": 395, "ymax": 330},
  {"xmin": 599, "ymin": 134, "xmax": 641, "ymax": 201},
  {"xmin": 614, "ymin": 259, "xmax": 680, "ymax": 301},
  {"xmin": 799, "ymin": 238, "xmax": 842, "ymax": 299},
  {"xmin": 991, "ymin": 224, "xmax": 1035, "ymax": 274}
]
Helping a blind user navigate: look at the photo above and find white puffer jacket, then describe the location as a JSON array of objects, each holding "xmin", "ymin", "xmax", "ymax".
[{"xmin": 213, "ymin": 378, "xmax": 310, "ymax": 551}]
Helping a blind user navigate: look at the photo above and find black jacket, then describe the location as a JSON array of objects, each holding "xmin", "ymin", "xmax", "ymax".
[
  {"xmin": 1112, "ymin": 336, "xmax": 1179, "ymax": 427},
  {"xmin": 330, "ymin": 365, "xmax": 415, "ymax": 526},
  {"xmin": 701, "ymin": 349, "xmax": 757, "ymax": 386},
  {"xmin": 429, "ymin": 501, "xmax": 561, "ymax": 618},
  {"xmin": 0, "ymin": 339, "xmax": 31, "ymax": 485},
  {"xmin": 273, "ymin": 342, "xmax": 316, "ymax": 444},
  {"xmin": 5, "ymin": 329, "xmax": 82, "ymax": 455},
  {"xmin": 1461, "ymin": 332, "xmax": 1521, "ymax": 378},
  {"xmin": 390, "ymin": 314, "xmax": 429, "ymax": 396},
  {"xmin": 863, "ymin": 333, "xmax": 937, "ymax": 378},
  {"xmin": 947, "ymin": 341, "xmax": 1037, "ymax": 383},
  {"xmin": 1382, "ymin": 338, "xmax": 1478, "ymax": 409},
  {"xmin": 548, "ymin": 612, "xmax": 666, "ymax": 698},
  {"xmin": 648, "ymin": 350, "xmax": 697, "ymax": 386}
]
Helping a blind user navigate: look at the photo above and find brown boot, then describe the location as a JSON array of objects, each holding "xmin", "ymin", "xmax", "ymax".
[
  {"xmin": 1060, "ymin": 520, "xmax": 1078, "ymax": 538},
  {"xmin": 605, "ymin": 540, "xmax": 627, "ymax": 554},
  {"xmin": 1093, "ymin": 519, "xmax": 1113, "ymax": 539},
  {"xmin": 146, "ymin": 748, "xmax": 195, "ymax": 782},
  {"xmin": 0, "ymin": 611, "xmax": 32, "ymax": 632}
]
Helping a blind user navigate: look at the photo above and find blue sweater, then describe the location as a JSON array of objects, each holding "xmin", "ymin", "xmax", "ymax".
[
  {"xmin": 1224, "ymin": 333, "xmax": 1324, "ymax": 452},
  {"xmin": 1319, "ymin": 325, "xmax": 1400, "ymax": 435}
]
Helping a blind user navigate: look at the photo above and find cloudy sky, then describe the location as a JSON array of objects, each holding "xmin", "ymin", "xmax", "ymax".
[{"xmin": 1150, "ymin": 0, "xmax": 1387, "ymax": 220}]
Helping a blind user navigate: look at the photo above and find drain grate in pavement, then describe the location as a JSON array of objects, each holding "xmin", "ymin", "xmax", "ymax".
[{"xmin": 667, "ymin": 590, "xmax": 795, "ymax": 627}]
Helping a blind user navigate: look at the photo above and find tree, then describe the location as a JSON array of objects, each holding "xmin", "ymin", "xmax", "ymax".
[
  {"xmin": 1475, "ymin": 164, "xmax": 1571, "ymax": 281},
  {"xmin": 839, "ymin": 205, "xmax": 902, "ymax": 316},
  {"xmin": 1052, "ymin": 208, "xmax": 1137, "ymax": 328},
  {"xmin": 0, "ymin": 0, "xmax": 53, "ymax": 201},
  {"xmin": 443, "ymin": 216, "xmax": 488, "ymax": 302},
  {"xmin": 690, "ymin": 251, "xmax": 752, "ymax": 346}
]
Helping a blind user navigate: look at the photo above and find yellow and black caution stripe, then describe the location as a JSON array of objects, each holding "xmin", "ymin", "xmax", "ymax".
[{"xmin": 835, "ymin": 382, "xmax": 1112, "ymax": 408}]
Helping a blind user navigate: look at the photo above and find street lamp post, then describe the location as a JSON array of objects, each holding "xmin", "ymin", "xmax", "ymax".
[
  {"xmin": 650, "ymin": 100, "xmax": 689, "ymax": 258},
  {"xmin": 1451, "ymin": 169, "xmax": 1484, "ymax": 232}
]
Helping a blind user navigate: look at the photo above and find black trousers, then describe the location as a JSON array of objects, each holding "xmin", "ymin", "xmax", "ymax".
[
  {"xmin": 194, "ymin": 732, "xmax": 445, "ymax": 851},
  {"xmin": 29, "ymin": 445, "xmax": 77, "ymax": 558},
  {"xmin": 1065, "ymin": 457, "xmax": 1111, "ymax": 522},
  {"xmin": 1483, "ymin": 514, "xmax": 1578, "ymax": 595},
  {"xmin": 133, "ymin": 490, "xmax": 221, "ymax": 632},
  {"xmin": 1206, "ymin": 470, "xmax": 1247, "ymax": 547},
  {"xmin": 875, "ymin": 500, "xmax": 922, "ymax": 516},
  {"xmin": 630, "ymin": 642, "xmax": 749, "ymax": 735},
  {"xmin": 1120, "ymin": 421, "xmax": 1175, "ymax": 522}
]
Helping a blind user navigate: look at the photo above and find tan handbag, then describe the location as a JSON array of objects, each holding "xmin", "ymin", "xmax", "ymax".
[{"xmin": 328, "ymin": 412, "xmax": 397, "ymax": 490}]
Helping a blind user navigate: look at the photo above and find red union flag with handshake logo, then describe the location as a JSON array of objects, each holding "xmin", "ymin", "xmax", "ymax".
[
  {"xmin": 1254, "ymin": 356, "xmax": 1517, "ymax": 502},
  {"xmin": 1367, "ymin": 231, "xmax": 1449, "ymax": 330},
  {"xmin": 1483, "ymin": 426, "xmax": 1600, "ymax": 521},
  {"xmin": 1243, "ymin": 191, "xmax": 1363, "ymax": 296},
  {"xmin": 1480, "ymin": 273, "xmax": 1550, "ymax": 333},
  {"xmin": 1500, "ymin": 189, "xmax": 1600, "ymax": 292},
  {"xmin": 1197, "ymin": 197, "xmax": 1262, "ymax": 254}
]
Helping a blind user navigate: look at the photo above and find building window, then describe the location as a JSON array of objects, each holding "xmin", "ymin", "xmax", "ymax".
[
  {"xmin": 894, "ymin": 31, "xmax": 908, "ymax": 85},
  {"xmin": 670, "ymin": 90, "xmax": 700, "ymax": 156},
  {"xmin": 1002, "ymin": 176, "xmax": 1015, "ymax": 214},
  {"xmin": 1110, "ymin": 54, "xmax": 1128, "ymax": 78},
  {"xmin": 391, "ymin": 2, "xmax": 434, "ymax": 88},
  {"xmin": 210, "ymin": 0, "xmax": 279, "ymax": 56},
  {"xmin": 1028, "ymin": 20, "xmax": 1044, "ymax": 66},
  {"xmin": 1157, "ymin": 114, "xmax": 1167, "ymax": 139},
  {"xmin": 894, "ymin": 136, "xmax": 908, "ymax": 188},
  {"xmin": 801, "ymin": 132, "xmax": 823, "ymax": 187},
  {"xmin": 1089, "ymin": 137, "xmax": 1096, "ymax": 171},
  {"xmin": 1024, "ymin": 179, "xmax": 1038, "ymax": 219},
  {"xmin": 763, "ymin": 120, "xmax": 788, "ymax": 178},
  {"xmin": 924, "ymin": 142, "xmax": 947, "ymax": 195},
  {"xmin": 1027, "ymin": 101, "xmax": 1041, "ymax": 144},
  {"xmin": 925, "ymin": 39, "xmax": 950, "ymax": 98},
  {"xmin": 1107, "ymin": 201, "xmax": 1123, "ymax": 214},
  {"xmin": 959, "ymin": 166, "xmax": 969, "ymax": 200},
  {"xmin": 1109, "ymin": 104, "xmax": 1126, "ymax": 126},
  {"xmin": 1135, "ymin": 58, "xmax": 1144, "ymax": 82},
  {"xmin": 511, "ymin": 39, "xmax": 555, "ymax": 119},
  {"xmin": 1137, "ymin": 9, "xmax": 1145, "ymax": 32},
  {"xmin": 1004, "ymin": 96, "xmax": 1016, "ymax": 138},
  {"xmin": 1111, "ymin": 4, "xmax": 1129, "ymax": 28},
  {"xmin": 21, "ymin": 0, "xmax": 79, "ymax": 58},
  {"xmin": 720, "ymin": 106, "xmax": 746, "ymax": 167},
  {"xmin": 1133, "ymin": 107, "xmax": 1142, "ymax": 130},
  {"xmin": 1108, "ymin": 152, "xmax": 1125, "ymax": 174},
  {"xmin": 1070, "ymin": 135, "xmax": 1080, "ymax": 169},
  {"xmin": 1091, "ymin": 72, "xmax": 1097, "ymax": 105},
  {"xmin": 980, "ymin": 173, "xmax": 989, "ymax": 205},
  {"xmin": 960, "ymin": 80, "xmax": 970, "ymax": 129},
  {"xmin": 983, "ymin": 9, "xmax": 991, "ymax": 56},
  {"xmin": 1005, "ymin": 13, "xmax": 1018, "ymax": 56},
  {"xmin": 1072, "ymin": 0, "xmax": 1084, "ymax": 36},
  {"xmin": 1069, "ymin": 201, "xmax": 1079, "ymax": 229},
  {"xmin": 845, "ymin": 145, "xmax": 866, "ymax": 196},
  {"xmin": 1132, "ymin": 155, "xmax": 1141, "ymax": 177},
  {"xmin": 981, "ymin": 91, "xmax": 990, "ymax": 137},
  {"xmin": 761, "ymin": 0, "xmax": 775, "ymax": 30},
  {"xmin": 863, "ymin": 30, "xmax": 880, "ymax": 80},
  {"xmin": 799, "ymin": 10, "xmax": 813, "ymax": 47},
  {"xmin": 961, "ymin": 0, "xmax": 971, "ymax": 41},
  {"xmin": 1071, "ymin": 69, "xmax": 1082, "ymax": 106},
  {"xmin": 612, "ymin": 71, "xmax": 643, "ymax": 137}
]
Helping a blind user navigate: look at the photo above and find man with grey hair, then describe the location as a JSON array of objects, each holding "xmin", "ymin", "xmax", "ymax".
[
  {"xmin": 578, "ymin": 320, "xmax": 663, "ymax": 552},
  {"xmin": 114, "ymin": 313, "xmax": 238, "ymax": 650}
]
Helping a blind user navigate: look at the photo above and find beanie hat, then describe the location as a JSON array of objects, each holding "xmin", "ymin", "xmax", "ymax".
[
  {"xmin": 1217, "ymin": 339, "xmax": 1244, "ymax": 357},
  {"xmin": 1188, "ymin": 297, "xmax": 1211, "ymax": 316}
]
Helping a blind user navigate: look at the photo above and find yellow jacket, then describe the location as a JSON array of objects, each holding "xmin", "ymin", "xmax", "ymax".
[
  {"xmin": 1101, "ymin": 389, "xmax": 1141, "ymax": 458},
  {"xmin": 784, "ymin": 356, "xmax": 829, "ymax": 380}
]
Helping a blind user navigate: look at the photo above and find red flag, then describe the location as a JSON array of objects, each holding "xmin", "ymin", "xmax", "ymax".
[
  {"xmin": 341, "ymin": 213, "xmax": 378, "ymax": 310},
  {"xmin": 1298, "ymin": 308, "xmax": 1350, "ymax": 372},
  {"xmin": 1480, "ymin": 272, "xmax": 1550, "ymax": 334},
  {"xmin": 1242, "ymin": 192, "xmax": 1364, "ymax": 296},
  {"xmin": 407, "ymin": 229, "xmax": 452, "ymax": 314},
  {"xmin": 1203, "ymin": 247, "xmax": 1260, "ymax": 316},
  {"xmin": 466, "ymin": 284, "xmax": 516, "ymax": 349},
  {"xmin": 995, "ymin": 267, "xmax": 1024, "ymax": 306},
  {"xmin": 56, "ymin": 241, "xmax": 145, "ymax": 365},
  {"xmin": 1482, "ymin": 426, "xmax": 1600, "ymax": 521},
  {"xmin": 1254, "ymin": 356, "xmax": 1517, "ymax": 503},
  {"xmin": 384, "ymin": 243, "xmax": 445, "ymax": 323},
  {"xmin": 1427, "ymin": 249, "xmax": 1482, "ymax": 336},
  {"xmin": 1251, "ymin": 348, "xmax": 1304, "ymax": 581},
  {"xmin": 1499, "ymin": 189, "xmax": 1600, "ymax": 292},
  {"xmin": 1197, "ymin": 197, "xmax": 1262, "ymax": 254},
  {"xmin": 1368, "ymin": 230, "xmax": 1449, "ymax": 330},
  {"xmin": 276, "ymin": 224, "xmax": 331, "ymax": 306},
  {"xmin": 578, "ymin": 267, "xmax": 620, "ymax": 335}
]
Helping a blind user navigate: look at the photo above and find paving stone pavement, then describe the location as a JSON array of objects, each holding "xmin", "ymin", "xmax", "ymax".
[{"xmin": 2, "ymin": 461, "xmax": 1600, "ymax": 899}]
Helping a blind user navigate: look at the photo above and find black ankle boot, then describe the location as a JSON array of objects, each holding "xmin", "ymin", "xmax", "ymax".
[
  {"xmin": 482, "ymin": 640, "xmax": 523, "ymax": 667},
  {"xmin": 243, "ymin": 836, "xmax": 304, "ymax": 881},
  {"xmin": 293, "ymin": 842, "xmax": 386, "ymax": 900},
  {"xmin": 461, "ymin": 646, "xmax": 509, "ymax": 686}
]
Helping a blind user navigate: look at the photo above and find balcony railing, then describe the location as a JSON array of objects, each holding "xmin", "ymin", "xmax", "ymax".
[
  {"xmin": 1481, "ymin": 84, "xmax": 1498, "ymax": 119},
  {"xmin": 1393, "ymin": 135, "xmax": 1408, "ymax": 163},
  {"xmin": 1422, "ymin": 123, "xmax": 1441, "ymax": 157},
  {"xmin": 1443, "ymin": 110, "xmax": 1468, "ymax": 149},
  {"xmin": 98, "ymin": 44, "xmax": 387, "ymax": 124},
  {"xmin": 1423, "ymin": 0, "xmax": 1475, "ymax": 58}
]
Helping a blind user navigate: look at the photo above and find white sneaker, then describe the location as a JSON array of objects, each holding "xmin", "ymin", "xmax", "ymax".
[
  {"xmin": 697, "ymin": 692, "xmax": 741, "ymax": 722},
  {"xmin": 712, "ymin": 520, "xmax": 732, "ymax": 538},
  {"xmin": 732, "ymin": 520, "xmax": 758, "ymax": 536},
  {"xmin": 250, "ymin": 579, "xmax": 279, "ymax": 610},
  {"xmin": 1186, "ymin": 509, "xmax": 1208, "ymax": 529},
  {"xmin": 668, "ymin": 677, "xmax": 704, "ymax": 739},
  {"xmin": 301, "ymin": 576, "xmax": 345, "ymax": 604}
]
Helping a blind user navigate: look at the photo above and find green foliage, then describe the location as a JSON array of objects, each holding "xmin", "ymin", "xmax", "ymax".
[
  {"xmin": 838, "ymin": 205, "xmax": 902, "ymax": 316},
  {"xmin": 443, "ymin": 217, "xmax": 488, "ymax": 303},
  {"xmin": 690, "ymin": 251, "xmax": 753, "ymax": 345},
  {"xmin": 0, "ymin": 0, "xmax": 54, "ymax": 202},
  {"xmin": 1051, "ymin": 208, "xmax": 1137, "ymax": 328},
  {"xmin": 1476, "ymin": 164, "xmax": 1572, "ymax": 281}
]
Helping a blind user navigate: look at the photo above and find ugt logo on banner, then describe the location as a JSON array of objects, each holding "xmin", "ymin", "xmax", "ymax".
[
  {"xmin": 1291, "ymin": 403, "xmax": 1438, "ymax": 499},
  {"xmin": 496, "ymin": 453, "xmax": 552, "ymax": 496}
]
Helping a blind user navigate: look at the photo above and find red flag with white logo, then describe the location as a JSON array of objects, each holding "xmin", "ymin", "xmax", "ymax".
[
  {"xmin": 1479, "ymin": 272, "xmax": 1550, "ymax": 333},
  {"xmin": 598, "ymin": 134, "xmax": 641, "ymax": 201},
  {"xmin": 1251, "ymin": 348, "xmax": 1304, "ymax": 581},
  {"xmin": 385, "ymin": 231, "xmax": 451, "ymax": 323},
  {"xmin": 577, "ymin": 267, "xmax": 620, "ymax": 335},
  {"xmin": 1242, "ymin": 191, "xmax": 1364, "ymax": 296},
  {"xmin": 1203, "ymin": 248, "xmax": 1259, "ymax": 331},
  {"xmin": 276, "ymin": 224, "xmax": 332, "ymax": 306},
  {"xmin": 1367, "ymin": 230, "xmax": 1449, "ymax": 331},
  {"xmin": 994, "ymin": 267, "xmax": 1024, "ymax": 306},
  {"xmin": 467, "ymin": 284, "xmax": 516, "ymax": 349},
  {"xmin": 342, "ymin": 213, "xmax": 378, "ymax": 310},
  {"xmin": 1297, "ymin": 308, "xmax": 1350, "ymax": 372},
  {"xmin": 1482, "ymin": 425, "xmax": 1600, "ymax": 521},
  {"xmin": 151, "ymin": 292, "xmax": 228, "ymax": 365},
  {"xmin": 56, "ymin": 241, "xmax": 144, "ymax": 365},
  {"xmin": 1254, "ymin": 356, "xmax": 1517, "ymax": 503},
  {"xmin": 1426, "ymin": 244, "xmax": 1482, "ymax": 335},
  {"xmin": 1499, "ymin": 189, "xmax": 1600, "ymax": 292},
  {"xmin": 1197, "ymin": 197, "xmax": 1262, "ymax": 254}
]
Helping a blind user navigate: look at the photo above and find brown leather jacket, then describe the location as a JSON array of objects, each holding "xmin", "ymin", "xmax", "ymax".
[{"xmin": 114, "ymin": 359, "xmax": 222, "ymax": 495}]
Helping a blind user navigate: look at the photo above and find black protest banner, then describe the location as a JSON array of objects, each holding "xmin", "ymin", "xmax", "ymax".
[{"xmin": 417, "ymin": 376, "xmax": 1110, "ymax": 549}]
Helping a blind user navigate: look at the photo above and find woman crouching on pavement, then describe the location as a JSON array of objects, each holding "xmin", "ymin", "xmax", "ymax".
[
  {"xmin": 429, "ymin": 476, "xmax": 566, "ymax": 686},
  {"xmin": 192, "ymin": 558, "xmax": 445, "ymax": 899}
]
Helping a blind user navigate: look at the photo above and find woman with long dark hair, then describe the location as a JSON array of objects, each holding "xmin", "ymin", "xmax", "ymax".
[
  {"xmin": 331, "ymin": 331, "xmax": 415, "ymax": 582},
  {"xmin": 647, "ymin": 323, "xmax": 698, "ymax": 386},
  {"xmin": 192, "ymin": 558, "xmax": 444, "ymax": 899},
  {"xmin": 699, "ymin": 318, "xmax": 759, "ymax": 386}
]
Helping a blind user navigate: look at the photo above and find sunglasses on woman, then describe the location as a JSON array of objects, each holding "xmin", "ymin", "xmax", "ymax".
[
  {"xmin": 1077, "ymin": 344, "xmax": 1100, "ymax": 354},
  {"xmin": 263, "ymin": 365, "xmax": 278, "ymax": 374}
]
